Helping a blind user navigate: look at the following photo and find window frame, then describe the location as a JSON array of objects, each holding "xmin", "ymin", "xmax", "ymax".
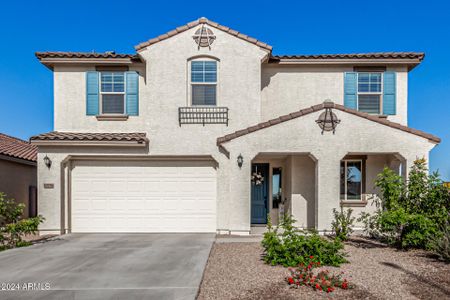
[
  {"xmin": 340, "ymin": 159, "xmax": 364, "ymax": 201},
  {"xmin": 188, "ymin": 58, "xmax": 218, "ymax": 106},
  {"xmin": 357, "ymin": 72, "xmax": 383, "ymax": 115},
  {"xmin": 99, "ymin": 71, "xmax": 127, "ymax": 115}
]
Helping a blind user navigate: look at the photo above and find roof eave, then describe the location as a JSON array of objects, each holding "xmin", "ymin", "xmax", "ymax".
[
  {"xmin": 268, "ymin": 58, "xmax": 422, "ymax": 70},
  {"xmin": 0, "ymin": 154, "xmax": 37, "ymax": 166},
  {"xmin": 37, "ymin": 57, "xmax": 143, "ymax": 70},
  {"xmin": 30, "ymin": 140, "xmax": 148, "ymax": 147}
]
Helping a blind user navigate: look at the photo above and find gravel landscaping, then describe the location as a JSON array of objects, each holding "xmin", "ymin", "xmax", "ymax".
[{"xmin": 198, "ymin": 237, "xmax": 450, "ymax": 300}]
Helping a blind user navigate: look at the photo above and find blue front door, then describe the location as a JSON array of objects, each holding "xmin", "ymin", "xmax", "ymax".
[{"xmin": 251, "ymin": 163, "xmax": 269, "ymax": 224}]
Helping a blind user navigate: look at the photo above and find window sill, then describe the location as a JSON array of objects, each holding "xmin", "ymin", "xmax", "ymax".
[
  {"xmin": 340, "ymin": 200, "xmax": 368, "ymax": 207},
  {"xmin": 96, "ymin": 115, "xmax": 129, "ymax": 121}
]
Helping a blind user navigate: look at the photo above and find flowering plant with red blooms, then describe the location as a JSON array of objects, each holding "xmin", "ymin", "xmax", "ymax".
[{"xmin": 286, "ymin": 256, "xmax": 353, "ymax": 293}]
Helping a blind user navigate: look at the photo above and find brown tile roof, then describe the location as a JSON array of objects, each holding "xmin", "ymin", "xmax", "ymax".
[
  {"xmin": 270, "ymin": 52, "xmax": 425, "ymax": 61},
  {"xmin": 0, "ymin": 133, "xmax": 37, "ymax": 162},
  {"xmin": 30, "ymin": 132, "xmax": 149, "ymax": 144},
  {"xmin": 35, "ymin": 52, "xmax": 141, "ymax": 61},
  {"xmin": 135, "ymin": 17, "xmax": 272, "ymax": 52},
  {"xmin": 217, "ymin": 102, "xmax": 440, "ymax": 145}
]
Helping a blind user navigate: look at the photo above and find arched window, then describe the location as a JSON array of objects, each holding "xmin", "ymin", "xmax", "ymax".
[{"xmin": 190, "ymin": 58, "xmax": 217, "ymax": 106}]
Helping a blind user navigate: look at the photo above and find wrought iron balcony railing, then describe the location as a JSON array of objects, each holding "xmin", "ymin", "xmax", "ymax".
[{"xmin": 179, "ymin": 107, "xmax": 229, "ymax": 126}]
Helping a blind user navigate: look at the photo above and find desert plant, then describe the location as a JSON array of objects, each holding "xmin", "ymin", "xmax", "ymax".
[
  {"xmin": 286, "ymin": 258, "xmax": 353, "ymax": 293},
  {"xmin": 262, "ymin": 214, "xmax": 347, "ymax": 267},
  {"xmin": 429, "ymin": 217, "xmax": 450, "ymax": 262},
  {"xmin": 331, "ymin": 208, "xmax": 355, "ymax": 241}
]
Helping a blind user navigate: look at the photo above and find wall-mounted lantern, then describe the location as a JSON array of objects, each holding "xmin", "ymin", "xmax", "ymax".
[
  {"xmin": 43, "ymin": 155, "xmax": 52, "ymax": 169},
  {"xmin": 237, "ymin": 154, "xmax": 243, "ymax": 168}
]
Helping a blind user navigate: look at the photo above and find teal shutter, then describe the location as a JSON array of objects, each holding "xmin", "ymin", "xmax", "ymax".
[
  {"xmin": 86, "ymin": 71, "xmax": 99, "ymax": 115},
  {"xmin": 383, "ymin": 72, "xmax": 396, "ymax": 115},
  {"xmin": 344, "ymin": 72, "xmax": 357, "ymax": 109},
  {"xmin": 126, "ymin": 71, "xmax": 139, "ymax": 116}
]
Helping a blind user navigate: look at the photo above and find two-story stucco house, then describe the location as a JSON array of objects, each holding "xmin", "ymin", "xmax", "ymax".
[{"xmin": 31, "ymin": 17, "xmax": 440, "ymax": 235}]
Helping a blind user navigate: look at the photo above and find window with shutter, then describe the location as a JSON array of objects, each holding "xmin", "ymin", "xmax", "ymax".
[
  {"xmin": 344, "ymin": 71, "xmax": 396, "ymax": 115},
  {"xmin": 357, "ymin": 72, "xmax": 382, "ymax": 114},
  {"xmin": 100, "ymin": 72, "xmax": 125, "ymax": 114}
]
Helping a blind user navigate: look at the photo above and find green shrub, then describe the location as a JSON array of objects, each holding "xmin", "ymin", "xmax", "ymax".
[
  {"xmin": 0, "ymin": 192, "xmax": 44, "ymax": 251},
  {"xmin": 261, "ymin": 215, "xmax": 347, "ymax": 267},
  {"xmin": 378, "ymin": 208, "xmax": 437, "ymax": 249},
  {"xmin": 360, "ymin": 159, "xmax": 450, "ymax": 250},
  {"xmin": 0, "ymin": 192, "xmax": 24, "ymax": 225},
  {"xmin": 331, "ymin": 208, "xmax": 355, "ymax": 241}
]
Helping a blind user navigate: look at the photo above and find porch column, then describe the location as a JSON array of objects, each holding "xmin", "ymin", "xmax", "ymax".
[{"xmin": 313, "ymin": 151, "xmax": 346, "ymax": 231}]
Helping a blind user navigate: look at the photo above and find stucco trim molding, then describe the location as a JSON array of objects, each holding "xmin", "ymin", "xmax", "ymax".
[
  {"xmin": 340, "ymin": 200, "xmax": 369, "ymax": 207},
  {"xmin": 216, "ymin": 102, "xmax": 441, "ymax": 145},
  {"xmin": 66, "ymin": 154, "xmax": 218, "ymax": 164},
  {"xmin": 96, "ymin": 115, "xmax": 129, "ymax": 121}
]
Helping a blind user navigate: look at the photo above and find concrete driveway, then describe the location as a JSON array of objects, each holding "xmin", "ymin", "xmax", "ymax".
[{"xmin": 0, "ymin": 233, "xmax": 215, "ymax": 300}]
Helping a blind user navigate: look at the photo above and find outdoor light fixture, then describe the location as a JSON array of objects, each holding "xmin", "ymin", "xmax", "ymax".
[
  {"xmin": 43, "ymin": 155, "xmax": 52, "ymax": 169},
  {"xmin": 237, "ymin": 154, "xmax": 243, "ymax": 168}
]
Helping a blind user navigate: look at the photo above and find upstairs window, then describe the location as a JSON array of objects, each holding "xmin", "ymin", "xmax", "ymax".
[
  {"xmin": 357, "ymin": 72, "xmax": 382, "ymax": 114},
  {"xmin": 191, "ymin": 61, "xmax": 217, "ymax": 106},
  {"xmin": 100, "ymin": 72, "xmax": 125, "ymax": 114}
]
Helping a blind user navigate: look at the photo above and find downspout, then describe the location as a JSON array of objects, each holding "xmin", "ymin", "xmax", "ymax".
[{"xmin": 60, "ymin": 155, "xmax": 71, "ymax": 234}]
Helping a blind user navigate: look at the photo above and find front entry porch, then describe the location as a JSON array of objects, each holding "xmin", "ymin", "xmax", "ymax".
[
  {"xmin": 216, "ymin": 102, "xmax": 436, "ymax": 234},
  {"xmin": 250, "ymin": 152, "xmax": 406, "ymax": 232}
]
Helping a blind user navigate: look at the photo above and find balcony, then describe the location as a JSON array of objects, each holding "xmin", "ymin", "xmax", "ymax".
[{"xmin": 179, "ymin": 107, "xmax": 229, "ymax": 126}]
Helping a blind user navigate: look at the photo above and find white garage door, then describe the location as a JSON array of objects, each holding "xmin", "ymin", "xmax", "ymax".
[{"xmin": 71, "ymin": 160, "xmax": 217, "ymax": 233}]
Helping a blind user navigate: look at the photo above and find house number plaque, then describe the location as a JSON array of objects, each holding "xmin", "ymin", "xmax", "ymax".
[{"xmin": 43, "ymin": 183, "xmax": 54, "ymax": 189}]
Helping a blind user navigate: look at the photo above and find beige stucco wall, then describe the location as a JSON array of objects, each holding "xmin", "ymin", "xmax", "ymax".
[
  {"xmin": 0, "ymin": 159, "xmax": 36, "ymax": 217},
  {"xmin": 261, "ymin": 65, "xmax": 409, "ymax": 125},
  {"xmin": 40, "ymin": 23, "xmax": 427, "ymax": 234},
  {"xmin": 53, "ymin": 25, "xmax": 269, "ymax": 157},
  {"xmin": 220, "ymin": 109, "xmax": 435, "ymax": 232}
]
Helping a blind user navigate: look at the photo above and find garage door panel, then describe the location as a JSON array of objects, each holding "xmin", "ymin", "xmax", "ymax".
[{"xmin": 71, "ymin": 160, "xmax": 217, "ymax": 233}]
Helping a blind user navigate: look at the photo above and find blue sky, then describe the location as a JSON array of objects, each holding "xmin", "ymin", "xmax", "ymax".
[{"xmin": 0, "ymin": 0, "xmax": 449, "ymax": 180}]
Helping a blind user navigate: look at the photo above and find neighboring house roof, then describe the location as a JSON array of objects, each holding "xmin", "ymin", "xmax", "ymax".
[
  {"xmin": 270, "ymin": 52, "xmax": 425, "ymax": 61},
  {"xmin": 30, "ymin": 132, "xmax": 149, "ymax": 144},
  {"xmin": 216, "ymin": 102, "xmax": 441, "ymax": 145},
  {"xmin": 135, "ymin": 17, "xmax": 273, "ymax": 52},
  {"xmin": 0, "ymin": 133, "xmax": 37, "ymax": 162}
]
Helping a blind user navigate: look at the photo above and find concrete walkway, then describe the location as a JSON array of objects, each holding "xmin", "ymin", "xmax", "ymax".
[{"xmin": 0, "ymin": 233, "xmax": 215, "ymax": 300}]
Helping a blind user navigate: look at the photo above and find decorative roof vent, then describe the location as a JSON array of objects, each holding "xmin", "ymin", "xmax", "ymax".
[
  {"xmin": 316, "ymin": 100, "xmax": 341, "ymax": 134},
  {"xmin": 193, "ymin": 25, "xmax": 216, "ymax": 49}
]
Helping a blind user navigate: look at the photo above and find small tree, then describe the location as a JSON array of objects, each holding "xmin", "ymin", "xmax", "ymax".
[
  {"xmin": 360, "ymin": 159, "xmax": 450, "ymax": 250},
  {"xmin": 374, "ymin": 167, "xmax": 404, "ymax": 211}
]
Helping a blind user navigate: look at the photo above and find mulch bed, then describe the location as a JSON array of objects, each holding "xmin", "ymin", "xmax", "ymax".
[{"xmin": 197, "ymin": 237, "xmax": 450, "ymax": 300}]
